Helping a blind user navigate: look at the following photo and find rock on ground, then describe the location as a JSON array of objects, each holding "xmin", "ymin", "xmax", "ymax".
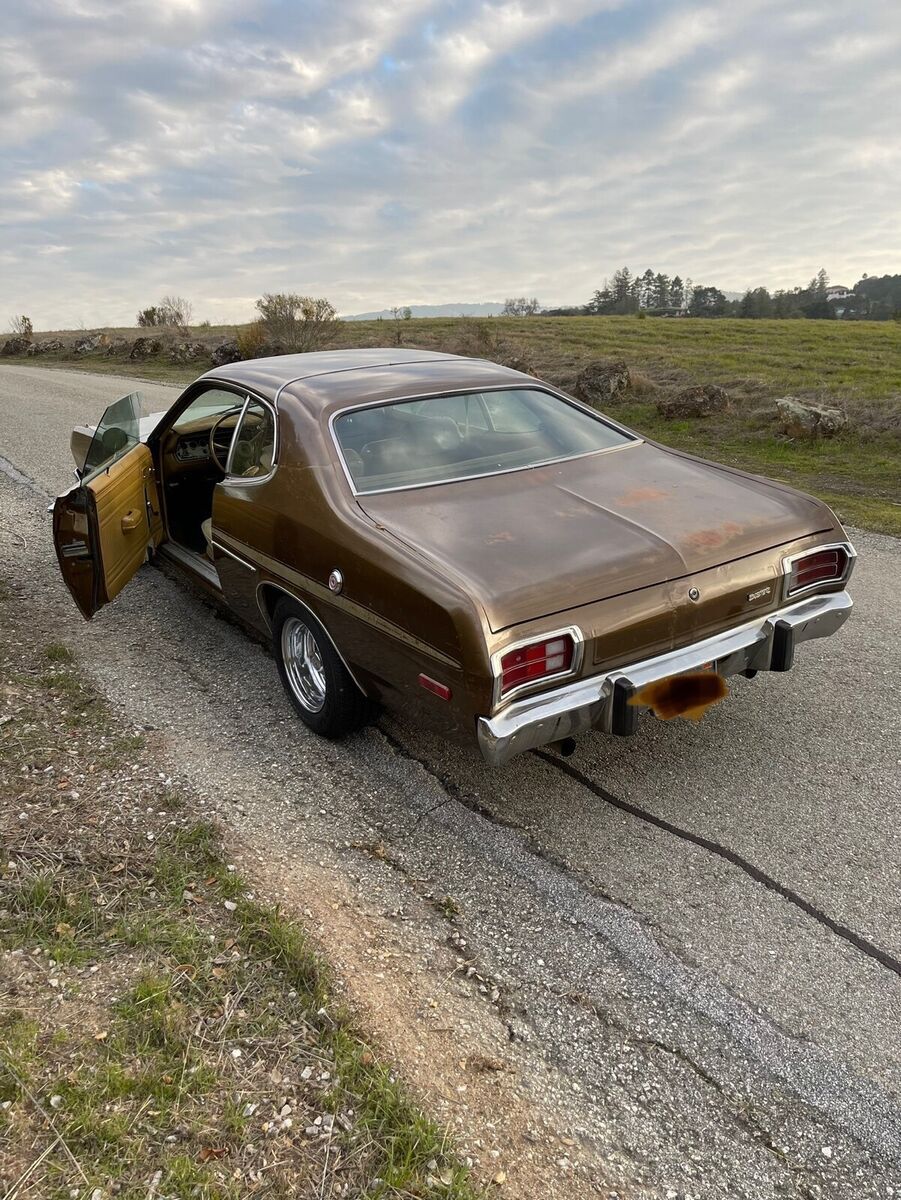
[
  {"xmin": 129, "ymin": 336, "xmax": 163, "ymax": 360},
  {"xmin": 774, "ymin": 397, "xmax": 848, "ymax": 439},
  {"xmin": 656, "ymin": 384, "xmax": 730, "ymax": 419},
  {"xmin": 211, "ymin": 340, "xmax": 242, "ymax": 367},
  {"xmin": 170, "ymin": 340, "xmax": 210, "ymax": 364},
  {"xmin": 573, "ymin": 359, "xmax": 631, "ymax": 406}
]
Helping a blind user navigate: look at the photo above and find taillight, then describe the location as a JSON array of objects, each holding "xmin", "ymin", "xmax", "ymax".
[
  {"xmin": 786, "ymin": 545, "xmax": 850, "ymax": 596},
  {"xmin": 499, "ymin": 634, "xmax": 575, "ymax": 698}
]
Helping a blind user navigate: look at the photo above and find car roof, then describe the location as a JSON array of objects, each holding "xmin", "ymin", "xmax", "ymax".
[{"xmin": 202, "ymin": 348, "xmax": 534, "ymax": 411}]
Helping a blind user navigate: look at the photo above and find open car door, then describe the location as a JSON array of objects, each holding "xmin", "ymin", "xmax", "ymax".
[{"xmin": 53, "ymin": 392, "xmax": 166, "ymax": 619}]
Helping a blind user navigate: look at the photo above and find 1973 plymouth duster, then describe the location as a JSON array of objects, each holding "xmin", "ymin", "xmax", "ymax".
[{"xmin": 53, "ymin": 349, "xmax": 855, "ymax": 765}]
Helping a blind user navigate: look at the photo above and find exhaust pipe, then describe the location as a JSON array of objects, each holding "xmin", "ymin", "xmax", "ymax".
[{"xmin": 550, "ymin": 737, "xmax": 577, "ymax": 757}]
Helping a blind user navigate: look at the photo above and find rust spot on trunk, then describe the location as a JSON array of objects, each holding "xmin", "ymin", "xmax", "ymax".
[
  {"xmin": 615, "ymin": 486, "xmax": 669, "ymax": 506},
  {"xmin": 684, "ymin": 521, "xmax": 743, "ymax": 550}
]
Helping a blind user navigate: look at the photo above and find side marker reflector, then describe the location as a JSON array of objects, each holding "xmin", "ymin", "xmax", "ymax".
[{"xmin": 418, "ymin": 674, "xmax": 452, "ymax": 701}]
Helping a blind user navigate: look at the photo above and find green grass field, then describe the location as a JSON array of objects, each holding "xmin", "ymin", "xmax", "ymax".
[{"xmin": 5, "ymin": 315, "xmax": 900, "ymax": 533}]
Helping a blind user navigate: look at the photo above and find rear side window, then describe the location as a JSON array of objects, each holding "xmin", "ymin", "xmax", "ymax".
[{"xmin": 333, "ymin": 388, "xmax": 634, "ymax": 494}]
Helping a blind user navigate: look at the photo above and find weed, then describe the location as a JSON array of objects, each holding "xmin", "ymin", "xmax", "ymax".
[{"xmin": 43, "ymin": 643, "xmax": 73, "ymax": 662}]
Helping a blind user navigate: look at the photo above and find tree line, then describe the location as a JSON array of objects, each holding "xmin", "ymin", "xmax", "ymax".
[{"xmin": 541, "ymin": 269, "xmax": 901, "ymax": 320}]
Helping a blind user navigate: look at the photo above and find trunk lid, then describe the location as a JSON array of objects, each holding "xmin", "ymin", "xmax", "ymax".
[{"xmin": 358, "ymin": 442, "xmax": 833, "ymax": 632}]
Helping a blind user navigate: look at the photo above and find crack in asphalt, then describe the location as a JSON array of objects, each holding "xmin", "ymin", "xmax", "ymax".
[
  {"xmin": 381, "ymin": 721, "xmax": 901, "ymax": 985},
  {"xmin": 534, "ymin": 750, "xmax": 901, "ymax": 981},
  {"xmin": 555, "ymin": 984, "xmax": 816, "ymax": 1186}
]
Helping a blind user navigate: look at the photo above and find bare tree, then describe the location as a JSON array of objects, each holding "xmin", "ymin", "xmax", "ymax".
[
  {"xmin": 502, "ymin": 297, "xmax": 541, "ymax": 317},
  {"xmin": 136, "ymin": 297, "xmax": 193, "ymax": 329},
  {"xmin": 8, "ymin": 315, "xmax": 33, "ymax": 338},
  {"xmin": 158, "ymin": 295, "xmax": 193, "ymax": 330},
  {"xmin": 255, "ymin": 293, "xmax": 341, "ymax": 352}
]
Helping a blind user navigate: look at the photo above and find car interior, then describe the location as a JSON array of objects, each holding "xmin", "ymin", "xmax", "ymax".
[
  {"xmin": 334, "ymin": 388, "xmax": 633, "ymax": 493},
  {"xmin": 157, "ymin": 390, "xmax": 275, "ymax": 558}
]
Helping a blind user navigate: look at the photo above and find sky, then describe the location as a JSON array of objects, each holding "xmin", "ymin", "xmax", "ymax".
[{"xmin": 1, "ymin": 0, "xmax": 899, "ymax": 329}]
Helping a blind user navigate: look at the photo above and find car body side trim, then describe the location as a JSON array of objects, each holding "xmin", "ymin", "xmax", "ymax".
[
  {"xmin": 211, "ymin": 538, "xmax": 257, "ymax": 572},
  {"xmin": 211, "ymin": 529, "xmax": 461, "ymax": 669}
]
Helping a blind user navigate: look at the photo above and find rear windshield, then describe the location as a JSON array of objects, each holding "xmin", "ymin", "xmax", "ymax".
[{"xmin": 333, "ymin": 389, "xmax": 635, "ymax": 494}]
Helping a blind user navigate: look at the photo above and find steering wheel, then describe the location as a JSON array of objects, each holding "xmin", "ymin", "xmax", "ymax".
[{"xmin": 208, "ymin": 406, "xmax": 244, "ymax": 473}]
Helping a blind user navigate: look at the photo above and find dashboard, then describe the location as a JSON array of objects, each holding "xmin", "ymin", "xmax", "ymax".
[{"xmin": 174, "ymin": 432, "xmax": 210, "ymax": 463}]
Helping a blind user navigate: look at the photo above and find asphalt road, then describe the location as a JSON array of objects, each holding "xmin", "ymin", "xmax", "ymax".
[{"xmin": 2, "ymin": 364, "xmax": 900, "ymax": 1197}]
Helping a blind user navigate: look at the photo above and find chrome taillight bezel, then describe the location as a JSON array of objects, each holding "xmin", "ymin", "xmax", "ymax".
[
  {"xmin": 782, "ymin": 540, "xmax": 856, "ymax": 600},
  {"xmin": 490, "ymin": 626, "xmax": 584, "ymax": 710}
]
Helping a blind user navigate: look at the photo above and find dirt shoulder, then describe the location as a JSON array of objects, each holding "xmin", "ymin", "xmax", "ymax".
[
  {"xmin": 0, "ymin": 562, "xmax": 601, "ymax": 1199},
  {"xmin": 0, "ymin": 605, "xmax": 485, "ymax": 1198}
]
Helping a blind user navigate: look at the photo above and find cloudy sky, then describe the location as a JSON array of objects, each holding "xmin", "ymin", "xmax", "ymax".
[{"xmin": 2, "ymin": 0, "xmax": 899, "ymax": 328}]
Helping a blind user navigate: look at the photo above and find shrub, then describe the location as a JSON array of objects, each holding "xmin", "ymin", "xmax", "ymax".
[
  {"xmin": 8, "ymin": 315, "xmax": 33, "ymax": 339},
  {"xmin": 254, "ymin": 293, "xmax": 341, "ymax": 352},
  {"xmin": 389, "ymin": 306, "xmax": 413, "ymax": 345},
  {"xmin": 235, "ymin": 321, "xmax": 268, "ymax": 359},
  {"xmin": 136, "ymin": 297, "xmax": 193, "ymax": 330}
]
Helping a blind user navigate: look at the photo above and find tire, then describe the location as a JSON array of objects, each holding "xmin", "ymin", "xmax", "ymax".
[{"xmin": 272, "ymin": 598, "xmax": 370, "ymax": 738}]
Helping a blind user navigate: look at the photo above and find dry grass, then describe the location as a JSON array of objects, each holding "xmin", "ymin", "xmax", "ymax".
[{"xmin": 0, "ymin": 609, "xmax": 481, "ymax": 1199}]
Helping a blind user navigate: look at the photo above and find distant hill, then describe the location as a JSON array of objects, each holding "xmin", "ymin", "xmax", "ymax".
[{"xmin": 343, "ymin": 302, "xmax": 506, "ymax": 321}]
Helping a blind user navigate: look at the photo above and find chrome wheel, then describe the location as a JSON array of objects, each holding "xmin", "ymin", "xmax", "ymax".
[{"xmin": 281, "ymin": 617, "xmax": 327, "ymax": 713}]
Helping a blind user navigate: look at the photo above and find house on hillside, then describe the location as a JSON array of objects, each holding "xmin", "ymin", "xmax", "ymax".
[{"xmin": 825, "ymin": 284, "xmax": 856, "ymax": 317}]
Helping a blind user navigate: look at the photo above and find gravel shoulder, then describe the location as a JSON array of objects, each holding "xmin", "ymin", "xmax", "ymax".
[{"xmin": 2, "ymin": 364, "xmax": 900, "ymax": 1199}]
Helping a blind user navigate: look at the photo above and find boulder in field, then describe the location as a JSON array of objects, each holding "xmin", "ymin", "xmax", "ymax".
[
  {"xmin": 656, "ymin": 384, "xmax": 730, "ymax": 419},
  {"xmin": 774, "ymin": 397, "xmax": 847, "ymax": 439},
  {"xmin": 573, "ymin": 359, "xmax": 631, "ymax": 406},
  {"xmin": 211, "ymin": 340, "xmax": 242, "ymax": 366},
  {"xmin": 73, "ymin": 333, "xmax": 106, "ymax": 355},
  {"xmin": 25, "ymin": 339, "xmax": 64, "ymax": 356},
  {"xmin": 169, "ymin": 341, "xmax": 209, "ymax": 364},
  {"xmin": 1, "ymin": 335, "xmax": 32, "ymax": 356},
  {"xmin": 129, "ymin": 336, "xmax": 163, "ymax": 360}
]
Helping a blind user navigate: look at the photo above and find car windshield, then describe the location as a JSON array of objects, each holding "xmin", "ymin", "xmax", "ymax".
[{"xmin": 333, "ymin": 388, "xmax": 635, "ymax": 494}]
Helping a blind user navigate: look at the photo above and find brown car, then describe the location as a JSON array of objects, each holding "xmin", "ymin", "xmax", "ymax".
[{"xmin": 53, "ymin": 349, "xmax": 856, "ymax": 765}]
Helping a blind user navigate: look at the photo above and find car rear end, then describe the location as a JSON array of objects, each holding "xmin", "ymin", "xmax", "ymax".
[{"xmin": 476, "ymin": 534, "xmax": 855, "ymax": 765}]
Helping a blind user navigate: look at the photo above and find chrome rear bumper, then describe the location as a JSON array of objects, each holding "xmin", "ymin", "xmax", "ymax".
[{"xmin": 476, "ymin": 590, "xmax": 852, "ymax": 766}]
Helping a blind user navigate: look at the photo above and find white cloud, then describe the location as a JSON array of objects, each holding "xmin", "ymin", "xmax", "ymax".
[{"xmin": 0, "ymin": 0, "xmax": 898, "ymax": 327}]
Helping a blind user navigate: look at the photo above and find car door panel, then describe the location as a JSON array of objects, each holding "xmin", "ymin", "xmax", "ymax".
[{"xmin": 54, "ymin": 444, "xmax": 164, "ymax": 619}]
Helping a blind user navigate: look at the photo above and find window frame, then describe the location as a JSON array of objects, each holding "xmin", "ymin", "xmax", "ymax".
[
  {"xmin": 328, "ymin": 384, "xmax": 641, "ymax": 497},
  {"xmin": 152, "ymin": 380, "xmax": 279, "ymax": 485},
  {"xmin": 225, "ymin": 395, "xmax": 279, "ymax": 482}
]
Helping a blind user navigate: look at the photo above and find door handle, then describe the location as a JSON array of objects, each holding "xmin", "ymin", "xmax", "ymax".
[{"xmin": 121, "ymin": 509, "xmax": 141, "ymax": 532}]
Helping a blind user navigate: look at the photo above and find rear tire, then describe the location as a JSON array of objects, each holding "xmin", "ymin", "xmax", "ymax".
[{"xmin": 272, "ymin": 598, "xmax": 370, "ymax": 738}]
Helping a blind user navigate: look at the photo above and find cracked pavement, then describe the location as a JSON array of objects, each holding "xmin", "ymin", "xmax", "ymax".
[{"xmin": 1, "ymin": 364, "xmax": 900, "ymax": 1198}]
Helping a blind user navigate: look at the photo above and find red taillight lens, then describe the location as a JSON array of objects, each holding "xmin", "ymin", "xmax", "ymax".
[
  {"xmin": 787, "ymin": 546, "xmax": 849, "ymax": 595},
  {"xmin": 499, "ymin": 634, "xmax": 574, "ymax": 697}
]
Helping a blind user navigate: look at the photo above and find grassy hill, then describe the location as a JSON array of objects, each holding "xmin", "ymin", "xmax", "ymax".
[{"xmin": 3, "ymin": 315, "xmax": 899, "ymax": 533}]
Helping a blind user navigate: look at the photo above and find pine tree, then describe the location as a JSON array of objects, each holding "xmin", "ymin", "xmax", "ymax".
[{"xmin": 640, "ymin": 268, "xmax": 656, "ymax": 308}]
